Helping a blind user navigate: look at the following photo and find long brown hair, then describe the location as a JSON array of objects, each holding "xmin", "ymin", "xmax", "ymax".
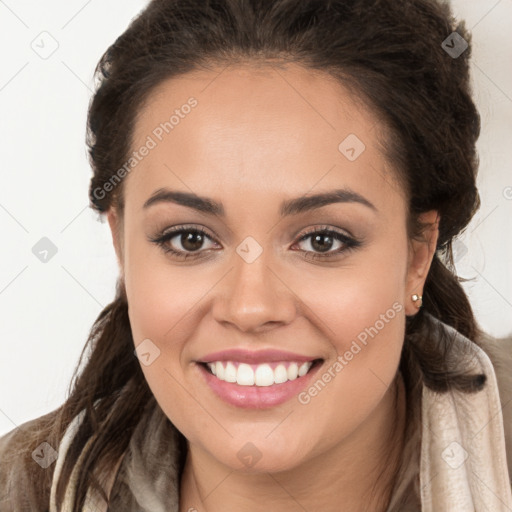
[{"xmin": 21, "ymin": 0, "xmax": 487, "ymax": 508}]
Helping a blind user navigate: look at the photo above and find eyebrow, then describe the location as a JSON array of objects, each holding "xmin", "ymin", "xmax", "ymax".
[{"xmin": 143, "ymin": 187, "xmax": 377, "ymax": 216}]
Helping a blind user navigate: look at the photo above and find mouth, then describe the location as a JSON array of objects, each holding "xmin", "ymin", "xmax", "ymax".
[
  {"xmin": 199, "ymin": 359, "xmax": 324, "ymax": 387},
  {"xmin": 196, "ymin": 356, "xmax": 324, "ymax": 409},
  {"xmin": 195, "ymin": 348, "xmax": 325, "ymax": 408}
]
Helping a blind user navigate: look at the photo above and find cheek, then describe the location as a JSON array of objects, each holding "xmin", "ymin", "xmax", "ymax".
[
  {"xmin": 311, "ymin": 304, "xmax": 405, "ymax": 442},
  {"xmin": 296, "ymin": 232, "xmax": 409, "ymax": 347},
  {"xmin": 126, "ymin": 271, "xmax": 194, "ymax": 344},
  {"xmin": 124, "ymin": 225, "xmax": 201, "ymax": 345},
  {"xmin": 290, "ymin": 237, "xmax": 408, "ymax": 431},
  {"xmin": 123, "ymin": 232, "xmax": 221, "ymax": 401},
  {"xmin": 125, "ymin": 258, "xmax": 203, "ymax": 431}
]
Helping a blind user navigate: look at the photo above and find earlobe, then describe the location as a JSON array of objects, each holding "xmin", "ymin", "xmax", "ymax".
[{"xmin": 405, "ymin": 210, "xmax": 439, "ymax": 315}]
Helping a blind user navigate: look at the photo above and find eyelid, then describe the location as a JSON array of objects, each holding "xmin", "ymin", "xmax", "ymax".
[
  {"xmin": 157, "ymin": 224, "xmax": 217, "ymax": 240},
  {"xmin": 149, "ymin": 224, "xmax": 219, "ymax": 249},
  {"xmin": 295, "ymin": 224, "xmax": 355, "ymax": 241}
]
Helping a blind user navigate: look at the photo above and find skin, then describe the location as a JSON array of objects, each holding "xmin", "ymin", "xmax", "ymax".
[{"xmin": 107, "ymin": 62, "xmax": 439, "ymax": 511}]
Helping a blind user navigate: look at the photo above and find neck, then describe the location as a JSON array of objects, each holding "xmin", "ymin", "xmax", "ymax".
[{"xmin": 180, "ymin": 372, "xmax": 406, "ymax": 512}]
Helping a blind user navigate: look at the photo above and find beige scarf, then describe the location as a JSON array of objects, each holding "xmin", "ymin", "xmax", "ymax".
[
  {"xmin": 50, "ymin": 319, "xmax": 512, "ymax": 511},
  {"xmin": 419, "ymin": 320, "xmax": 512, "ymax": 511}
]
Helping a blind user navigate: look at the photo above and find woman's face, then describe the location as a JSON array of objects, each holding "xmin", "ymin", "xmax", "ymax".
[{"xmin": 108, "ymin": 63, "xmax": 435, "ymax": 473}]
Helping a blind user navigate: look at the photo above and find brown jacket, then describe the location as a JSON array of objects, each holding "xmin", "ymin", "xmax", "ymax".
[{"xmin": 1, "ymin": 328, "xmax": 511, "ymax": 511}]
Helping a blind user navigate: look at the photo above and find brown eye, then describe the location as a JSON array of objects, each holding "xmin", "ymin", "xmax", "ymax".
[
  {"xmin": 307, "ymin": 232, "xmax": 336, "ymax": 253},
  {"xmin": 148, "ymin": 225, "xmax": 219, "ymax": 260},
  {"xmin": 292, "ymin": 227, "xmax": 362, "ymax": 261},
  {"xmin": 180, "ymin": 231, "xmax": 206, "ymax": 252}
]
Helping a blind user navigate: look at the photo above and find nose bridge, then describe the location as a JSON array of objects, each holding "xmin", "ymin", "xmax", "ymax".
[{"xmin": 212, "ymin": 240, "xmax": 296, "ymax": 332}]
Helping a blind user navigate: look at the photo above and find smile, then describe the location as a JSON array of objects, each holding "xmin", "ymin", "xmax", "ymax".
[
  {"xmin": 196, "ymin": 357, "xmax": 324, "ymax": 409},
  {"xmin": 205, "ymin": 360, "xmax": 315, "ymax": 387}
]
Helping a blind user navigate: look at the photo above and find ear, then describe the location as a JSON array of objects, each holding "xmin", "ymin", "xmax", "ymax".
[
  {"xmin": 107, "ymin": 207, "xmax": 124, "ymax": 278},
  {"xmin": 404, "ymin": 210, "xmax": 439, "ymax": 315}
]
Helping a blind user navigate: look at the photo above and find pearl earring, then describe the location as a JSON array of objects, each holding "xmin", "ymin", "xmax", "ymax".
[{"xmin": 411, "ymin": 294, "xmax": 423, "ymax": 309}]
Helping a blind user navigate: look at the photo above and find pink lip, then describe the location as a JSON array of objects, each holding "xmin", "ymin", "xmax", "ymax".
[
  {"xmin": 195, "ymin": 360, "xmax": 323, "ymax": 409},
  {"xmin": 198, "ymin": 348, "xmax": 317, "ymax": 364}
]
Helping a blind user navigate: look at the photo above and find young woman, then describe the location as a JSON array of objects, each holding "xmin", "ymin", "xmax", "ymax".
[{"xmin": 1, "ymin": 0, "xmax": 511, "ymax": 510}]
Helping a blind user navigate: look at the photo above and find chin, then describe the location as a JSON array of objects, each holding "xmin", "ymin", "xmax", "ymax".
[{"xmin": 209, "ymin": 433, "xmax": 312, "ymax": 474}]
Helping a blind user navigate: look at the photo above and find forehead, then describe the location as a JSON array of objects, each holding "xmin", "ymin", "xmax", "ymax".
[{"xmin": 126, "ymin": 62, "xmax": 403, "ymax": 213}]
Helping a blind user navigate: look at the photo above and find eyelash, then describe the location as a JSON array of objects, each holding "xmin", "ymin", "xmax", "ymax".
[{"xmin": 148, "ymin": 224, "xmax": 362, "ymax": 261}]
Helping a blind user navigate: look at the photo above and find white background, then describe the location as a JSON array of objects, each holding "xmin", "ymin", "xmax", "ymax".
[{"xmin": 0, "ymin": 0, "xmax": 511, "ymax": 435}]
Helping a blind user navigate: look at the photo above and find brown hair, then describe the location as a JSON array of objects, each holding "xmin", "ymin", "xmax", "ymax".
[{"xmin": 17, "ymin": 0, "xmax": 487, "ymax": 508}]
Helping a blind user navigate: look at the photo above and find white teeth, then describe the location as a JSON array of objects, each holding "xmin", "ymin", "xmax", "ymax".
[
  {"xmin": 274, "ymin": 364, "xmax": 288, "ymax": 384},
  {"xmin": 254, "ymin": 364, "xmax": 274, "ymax": 386},
  {"xmin": 287, "ymin": 363, "xmax": 298, "ymax": 381},
  {"xmin": 298, "ymin": 362, "xmax": 310, "ymax": 377},
  {"xmin": 205, "ymin": 360, "xmax": 314, "ymax": 386},
  {"xmin": 224, "ymin": 361, "xmax": 237, "ymax": 383},
  {"xmin": 237, "ymin": 363, "xmax": 254, "ymax": 386},
  {"xmin": 215, "ymin": 361, "xmax": 225, "ymax": 380}
]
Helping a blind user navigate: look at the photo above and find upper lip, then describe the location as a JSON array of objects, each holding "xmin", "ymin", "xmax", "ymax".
[{"xmin": 198, "ymin": 348, "xmax": 320, "ymax": 364}]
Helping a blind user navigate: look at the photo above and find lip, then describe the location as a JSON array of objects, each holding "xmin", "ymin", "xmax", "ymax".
[
  {"xmin": 197, "ymin": 348, "xmax": 318, "ymax": 364},
  {"xmin": 196, "ymin": 358, "xmax": 323, "ymax": 409}
]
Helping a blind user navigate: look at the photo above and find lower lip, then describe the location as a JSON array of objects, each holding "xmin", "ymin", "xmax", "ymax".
[{"xmin": 196, "ymin": 361, "xmax": 322, "ymax": 409}]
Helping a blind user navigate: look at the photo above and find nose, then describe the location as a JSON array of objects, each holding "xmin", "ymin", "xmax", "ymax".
[{"xmin": 211, "ymin": 250, "xmax": 297, "ymax": 334}]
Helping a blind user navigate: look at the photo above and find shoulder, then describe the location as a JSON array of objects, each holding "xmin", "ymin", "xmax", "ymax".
[
  {"xmin": 0, "ymin": 408, "xmax": 60, "ymax": 511},
  {"xmin": 478, "ymin": 331, "xmax": 512, "ymax": 479}
]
